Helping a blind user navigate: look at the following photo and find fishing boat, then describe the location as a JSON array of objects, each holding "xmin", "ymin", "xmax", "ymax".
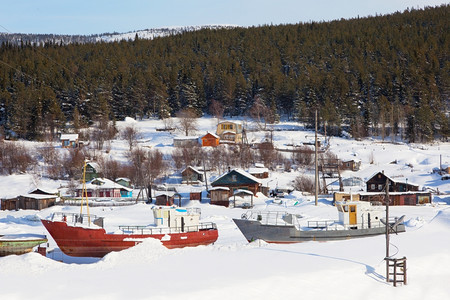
[
  {"xmin": 233, "ymin": 200, "xmax": 405, "ymax": 243},
  {"xmin": 0, "ymin": 234, "xmax": 47, "ymax": 256},
  {"xmin": 41, "ymin": 206, "xmax": 218, "ymax": 257}
]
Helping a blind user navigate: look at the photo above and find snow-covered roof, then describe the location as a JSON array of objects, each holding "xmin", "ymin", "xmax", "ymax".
[
  {"xmin": 20, "ymin": 193, "xmax": 59, "ymax": 200},
  {"xmin": 173, "ymin": 136, "xmax": 199, "ymax": 140},
  {"xmin": 233, "ymin": 189, "xmax": 254, "ymax": 196},
  {"xmin": 248, "ymin": 167, "xmax": 269, "ymax": 174},
  {"xmin": 82, "ymin": 178, "xmax": 132, "ymax": 191},
  {"xmin": 181, "ymin": 166, "xmax": 202, "ymax": 174},
  {"xmin": 209, "ymin": 187, "xmax": 230, "ymax": 191},
  {"xmin": 366, "ymin": 171, "xmax": 419, "ymax": 186},
  {"xmin": 60, "ymin": 134, "xmax": 79, "ymax": 141},
  {"xmin": 202, "ymin": 132, "xmax": 219, "ymax": 139}
]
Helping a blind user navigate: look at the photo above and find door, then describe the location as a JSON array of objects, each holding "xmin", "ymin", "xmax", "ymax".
[{"xmin": 349, "ymin": 205, "xmax": 357, "ymax": 225}]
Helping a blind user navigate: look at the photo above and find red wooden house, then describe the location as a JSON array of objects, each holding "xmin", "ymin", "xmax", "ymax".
[{"xmin": 201, "ymin": 132, "xmax": 220, "ymax": 147}]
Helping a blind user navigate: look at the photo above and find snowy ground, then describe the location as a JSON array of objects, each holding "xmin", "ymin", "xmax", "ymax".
[{"xmin": 0, "ymin": 117, "xmax": 449, "ymax": 299}]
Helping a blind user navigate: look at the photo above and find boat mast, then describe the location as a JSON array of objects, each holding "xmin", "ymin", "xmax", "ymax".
[
  {"xmin": 314, "ymin": 109, "xmax": 319, "ymax": 206},
  {"xmin": 81, "ymin": 160, "xmax": 91, "ymax": 225}
]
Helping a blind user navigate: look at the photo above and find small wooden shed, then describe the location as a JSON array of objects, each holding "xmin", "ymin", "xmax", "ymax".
[
  {"xmin": 155, "ymin": 192, "xmax": 175, "ymax": 206},
  {"xmin": 209, "ymin": 187, "xmax": 230, "ymax": 207},
  {"xmin": 201, "ymin": 132, "xmax": 220, "ymax": 147}
]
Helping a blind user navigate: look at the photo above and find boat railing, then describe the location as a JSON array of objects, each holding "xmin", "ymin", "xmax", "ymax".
[
  {"xmin": 241, "ymin": 211, "xmax": 299, "ymax": 226},
  {"xmin": 118, "ymin": 222, "xmax": 217, "ymax": 235},
  {"xmin": 51, "ymin": 212, "xmax": 104, "ymax": 227},
  {"xmin": 305, "ymin": 218, "xmax": 401, "ymax": 231}
]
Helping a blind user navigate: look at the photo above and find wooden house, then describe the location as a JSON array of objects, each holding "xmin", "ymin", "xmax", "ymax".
[
  {"xmin": 2, "ymin": 187, "xmax": 59, "ymax": 211},
  {"xmin": 155, "ymin": 192, "xmax": 175, "ymax": 206},
  {"xmin": 189, "ymin": 188, "xmax": 202, "ymax": 201},
  {"xmin": 209, "ymin": 187, "xmax": 230, "ymax": 207},
  {"xmin": 60, "ymin": 133, "xmax": 79, "ymax": 148},
  {"xmin": 211, "ymin": 168, "xmax": 261, "ymax": 197},
  {"xmin": 340, "ymin": 159, "xmax": 361, "ymax": 171},
  {"xmin": 333, "ymin": 192, "xmax": 361, "ymax": 202},
  {"xmin": 366, "ymin": 171, "xmax": 419, "ymax": 192},
  {"xmin": 216, "ymin": 121, "xmax": 243, "ymax": 144},
  {"xmin": 201, "ymin": 132, "xmax": 220, "ymax": 147},
  {"xmin": 173, "ymin": 136, "xmax": 199, "ymax": 147},
  {"xmin": 115, "ymin": 178, "xmax": 131, "ymax": 188},
  {"xmin": 76, "ymin": 178, "xmax": 132, "ymax": 198},
  {"xmin": 359, "ymin": 191, "xmax": 431, "ymax": 206},
  {"xmin": 84, "ymin": 162, "xmax": 102, "ymax": 182},
  {"xmin": 181, "ymin": 166, "xmax": 203, "ymax": 184},
  {"xmin": 18, "ymin": 193, "xmax": 59, "ymax": 210},
  {"xmin": 0, "ymin": 197, "xmax": 19, "ymax": 210},
  {"xmin": 247, "ymin": 163, "xmax": 269, "ymax": 179}
]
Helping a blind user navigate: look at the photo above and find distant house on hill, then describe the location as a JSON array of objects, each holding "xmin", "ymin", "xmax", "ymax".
[
  {"xmin": 366, "ymin": 171, "xmax": 418, "ymax": 193},
  {"xmin": 60, "ymin": 133, "xmax": 79, "ymax": 148},
  {"xmin": 201, "ymin": 132, "xmax": 220, "ymax": 147},
  {"xmin": 216, "ymin": 121, "xmax": 243, "ymax": 144},
  {"xmin": 173, "ymin": 136, "xmax": 199, "ymax": 147},
  {"xmin": 247, "ymin": 163, "xmax": 269, "ymax": 179},
  {"xmin": 181, "ymin": 166, "xmax": 203, "ymax": 184}
]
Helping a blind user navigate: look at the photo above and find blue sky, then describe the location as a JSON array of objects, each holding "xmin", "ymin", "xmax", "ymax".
[{"xmin": 0, "ymin": 0, "xmax": 446, "ymax": 35}]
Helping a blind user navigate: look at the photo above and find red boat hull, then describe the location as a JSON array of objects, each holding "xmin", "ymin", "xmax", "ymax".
[{"xmin": 41, "ymin": 220, "xmax": 218, "ymax": 257}]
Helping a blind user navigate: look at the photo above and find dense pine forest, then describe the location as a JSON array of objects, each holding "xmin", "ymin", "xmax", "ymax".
[{"xmin": 0, "ymin": 5, "xmax": 448, "ymax": 142}]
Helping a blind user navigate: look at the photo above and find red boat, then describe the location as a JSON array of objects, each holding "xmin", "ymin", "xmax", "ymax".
[{"xmin": 41, "ymin": 207, "xmax": 218, "ymax": 257}]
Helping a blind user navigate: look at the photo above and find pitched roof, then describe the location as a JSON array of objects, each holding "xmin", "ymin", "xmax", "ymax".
[
  {"xmin": 202, "ymin": 132, "xmax": 219, "ymax": 139},
  {"xmin": 211, "ymin": 168, "xmax": 261, "ymax": 186},
  {"xmin": 80, "ymin": 178, "xmax": 133, "ymax": 191}
]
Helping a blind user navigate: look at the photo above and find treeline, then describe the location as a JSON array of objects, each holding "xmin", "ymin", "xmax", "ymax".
[{"xmin": 0, "ymin": 5, "xmax": 448, "ymax": 142}]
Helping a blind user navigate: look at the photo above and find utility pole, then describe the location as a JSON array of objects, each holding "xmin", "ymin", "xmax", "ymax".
[
  {"xmin": 385, "ymin": 177, "xmax": 390, "ymax": 281},
  {"xmin": 315, "ymin": 109, "xmax": 319, "ymax": 206}
]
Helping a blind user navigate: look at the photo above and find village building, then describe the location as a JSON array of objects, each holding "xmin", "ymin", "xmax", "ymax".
[
  {"xmin": 173, "ymin": 136, "xmax": 199, "ymax": 147},
  {"xmin": 115, "ymin": 178, "xmax": 131, "ymax": 188},
  {"xmin": 76, "ymin": 178, "xmax": 132, "ymax": 198},
  {"xmin": 247, "ymin": 163, "xmax": 269, "ymax": 179},
  {"xmin": 216, "ymin": 121, "xmax": 243, "ymax": 144},
  {"xmin": 201, "ymin": 132, "xmax": 220, "ymax": 147},
  {"xmin": 366, "ymin": 171, "xmax": 419, "ymax": 192},
  {"xmin": 181, "ymin": 166, "xmax": 204, "ymax": 184},
  {"xmin": 340, "ymin": 159, "xmax": 361, "ymax": 171},
  {"xmin": 209, "ymin": 187, "xmax": 230, "ymax": 207},
  {"xmin": 60, "ymin": 133, "xmax": 79, "ymax": 148},
  {"xmin": 84, "ymin": 162, "xmax": 102, "ymax": 182},
  {"xmin": 359, "ymin": 191, "xmax": 432, "ymax": 206},
  {"xmin": 154, "ymin": 191, "xmax": 175, "ymax": 206},
  {"xmin": 1, "ymin": 188, "xmax": 59, "ymax": 211},
  {"xmin": 211, "ymin": 168, "xmax": 261, "ymax": 198}
]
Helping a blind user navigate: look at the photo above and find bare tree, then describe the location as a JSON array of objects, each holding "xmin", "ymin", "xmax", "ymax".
[
  {"xmin": 209, "ymin": 99, "xmax": 224, "ymax": 124},
  {"xmin": 176, "ymin": 108, "xmax": 198, "ymax": 136},
  {"xmin": 294, "ymin": 175, "xmax": 315, "ymax": 194},
  {"xmin": 249, "ymin": 96, "xmax": 275, "ymax": 131},
  {"xmin": 121, "ymin": 125, "xmax": 142, "ymax": 151},
  {"xmin": 0, "ymin": 142, "xmax": 36, "ymax": 174}
]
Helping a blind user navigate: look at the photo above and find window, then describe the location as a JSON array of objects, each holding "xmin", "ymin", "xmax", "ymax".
[
  {"xmin": 378, "ymin": 184, "xmax": 383, "ymax": 190},
  {"xmin": 371, "ymin": 184, "xmax": 375, "ymax": 190},
  {"xmin": 231, "ymin": 175, "xmax": 237, "ymax": 182}
]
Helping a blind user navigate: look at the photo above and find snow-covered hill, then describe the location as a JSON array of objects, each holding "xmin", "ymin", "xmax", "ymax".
[{"xmin": 0, "ymin": 25, "xmax": 238, "ymax": 45}]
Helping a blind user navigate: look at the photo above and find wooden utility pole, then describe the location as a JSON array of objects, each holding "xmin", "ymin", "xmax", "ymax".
[{"xmin": 314, "ymin": 109, "xmax": 319, "ymax": 206}]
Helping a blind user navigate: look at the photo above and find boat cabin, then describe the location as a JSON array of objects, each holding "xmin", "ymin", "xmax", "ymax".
[
  {"xmin": 152, "ymin": 207, "xmax": 201, "ymax": 231},
  {"xmin": 335, "ymin": 201, "xmax": 384, "ymax": 229}
]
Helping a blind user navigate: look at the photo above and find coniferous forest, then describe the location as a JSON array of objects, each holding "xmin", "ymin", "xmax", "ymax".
[{"xmin": 0, "ymin": 5, "xmax": 448, "ymax": 142}]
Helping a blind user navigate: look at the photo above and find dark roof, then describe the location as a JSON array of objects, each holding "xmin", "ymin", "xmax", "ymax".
[{"xmin": 211, "ymin": 169, "xmax": 261, "ymax": 186}]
